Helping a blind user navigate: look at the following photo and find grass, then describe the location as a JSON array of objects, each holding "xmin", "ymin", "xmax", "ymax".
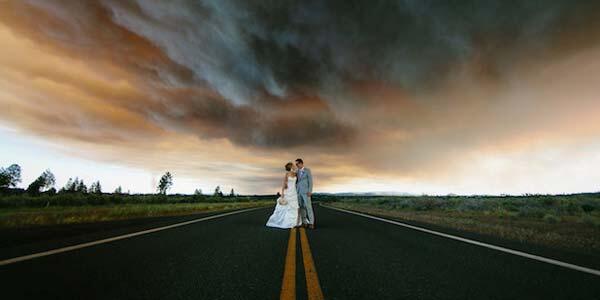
[
  {"xmin": 0, "ymin": 201, "xmax": 272, "ymax": 229},
  {"xmin": 0, "ymin": 192, "xmax": 275, "ymax": 208},
  {"xmin": 324, "ymin": 193, "xmax": 600, "ymax": 255}
]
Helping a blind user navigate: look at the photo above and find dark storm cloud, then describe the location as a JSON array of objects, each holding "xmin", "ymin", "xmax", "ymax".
[
  {"xmin": 2, "ymin": 0, "xmax": 600, "ymax": 193},
  {"xmin": 2, "ymin": 0, "xmax": 600, "ymax": 151},
  {"xmin": 105, "ymin": 0, "xmax": 600, "ymax": 93},
  {"xmin": 0, "ymin": 0, "xmax": 196, "ymax": 87}
]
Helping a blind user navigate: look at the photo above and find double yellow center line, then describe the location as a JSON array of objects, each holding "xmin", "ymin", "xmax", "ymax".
[
  {"xmin": 280, "ymin": 227, "xmax": 325, "ymax": 300},
  {"xmin": 281, "ymin": 228, "xmax": 298, "ymax": 299}
]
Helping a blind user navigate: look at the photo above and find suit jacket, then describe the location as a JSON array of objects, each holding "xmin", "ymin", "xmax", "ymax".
[{"xmin": 296, "ymin": 167, "xmax": 313, "ymax": 195}]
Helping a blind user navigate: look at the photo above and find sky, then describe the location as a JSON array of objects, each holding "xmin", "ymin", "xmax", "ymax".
[{"xmin": 1, "ymin": 0, "xmax": 600, "ymax": 195}]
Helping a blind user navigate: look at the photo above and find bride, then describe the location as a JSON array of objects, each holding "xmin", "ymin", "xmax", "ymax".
[{"xmin": 266, "ymin": 162, "xmax": 302, "ymax": 228}]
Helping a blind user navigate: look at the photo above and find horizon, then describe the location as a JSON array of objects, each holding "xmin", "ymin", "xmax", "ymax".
[{"xmin": 2, "ymin": 1, "xmax": 600, "ymax": 195}]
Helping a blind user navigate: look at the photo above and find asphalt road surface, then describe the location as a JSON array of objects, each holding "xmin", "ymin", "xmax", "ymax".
[{"xmin": 1, "ymin": 204, "xmax": 599, "ymax": 299}]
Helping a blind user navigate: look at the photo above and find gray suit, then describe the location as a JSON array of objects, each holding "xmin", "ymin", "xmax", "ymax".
[{"xmin": 296, "ymin": 167, "xmax": 314, "ymax": 225}]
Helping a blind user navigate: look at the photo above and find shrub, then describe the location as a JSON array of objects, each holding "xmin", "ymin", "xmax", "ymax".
[
  {"xmin": 517, "ymin": 206, "xmax": 546, "ymax": 218},
  {"xmin": 563, "ymin": 202, "xmax": 582, "ymax": 214},
  {"xmin": 543, "ymin": 214, "xmax": 560, "ymax": 223},
  {"xmin": 375, "ymin": 199, "xmax": 390, "ymax": 205},
  {"xmin": 581, "ymin": 215, "xmax": 600, "ymax": 227},
  {"xmin": 541, "ymin": 197, "xmax": 558, "ymax": 206},
  {"xmin": 456, "ymin": 199, "xmax": 487, "ymax": 212},
  {"xmin": 493, "ymin": 208, "xmax": 514, "ymax": 218},
  {"xmin": 414, "ymin": 198, "xmax": 442, "ymax": 211},
  {"xmin": 581, "ymin": 204, "xmax": 595, "ymax": 213},
  {"xmin": 0, "ymin": 193, "xmax": 273, "ymax": 208}
]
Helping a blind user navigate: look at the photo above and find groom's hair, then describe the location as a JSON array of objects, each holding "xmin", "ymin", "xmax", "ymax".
[
  {"xmin": 285, "ymin": 162, "xmax": 293, "ymax": 171},
  {"xmin": 295, "ymin": 158, "xmax": 303, "ymax": 164}
]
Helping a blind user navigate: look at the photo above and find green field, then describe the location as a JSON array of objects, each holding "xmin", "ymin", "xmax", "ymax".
[
  {"xmin": 0, "ymin": 201, "xmax": 272, "ymax": 228},
  {"xmin": 2, "ymin": 191, "xmax": 599, "ymax": 255},
  {"xmin": 322, "ymin": 193, "xmax": 600, "ymax": 254}
]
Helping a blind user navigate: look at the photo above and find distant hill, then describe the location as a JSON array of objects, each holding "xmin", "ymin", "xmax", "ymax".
[{"xmin": 315, "ymin": 192, "xmax": 416, "ymax": 197}]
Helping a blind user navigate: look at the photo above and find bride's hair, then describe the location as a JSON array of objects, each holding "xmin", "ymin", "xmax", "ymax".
[{"xmin": 285, "ymin": 162, "xmax": 293, "ymax": 171}]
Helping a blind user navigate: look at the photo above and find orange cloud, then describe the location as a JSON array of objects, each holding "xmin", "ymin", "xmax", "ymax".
[{"xmin": 1, "ymin": 1, "xmax": 600, "ymax": 194}]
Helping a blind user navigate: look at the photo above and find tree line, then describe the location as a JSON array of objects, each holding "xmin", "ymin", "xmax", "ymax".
[{"xmin": 0, "ymin": 164, "xmax": 237, "ymax": 197}]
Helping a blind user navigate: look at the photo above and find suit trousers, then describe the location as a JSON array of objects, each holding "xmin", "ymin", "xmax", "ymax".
[{"xmin": 298, "ymin": 192, "xmax": 315, "ymax": 225}]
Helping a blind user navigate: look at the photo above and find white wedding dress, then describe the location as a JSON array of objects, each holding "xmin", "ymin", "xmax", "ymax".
[{"xmin": 266, "ymin": 176, "xmax": 301, "ymax": 229}]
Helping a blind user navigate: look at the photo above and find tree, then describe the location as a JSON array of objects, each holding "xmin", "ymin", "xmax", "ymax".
[
  {"xmin": 89, "ymin": 181, "xmax": 102, "ymax": 194},
  {"xmin": 114, "ymin": 186, "xmax": 123, "ymax": 194},
  {"xmin": 72, "ymin": 178, "xmax": 80, "ymax": 191},
  {"xmin": 214, "ymin": 185, "xmax": 223, "ymax": 197},
  {"xmin": 157, "ymin": 172, "xmax": 173, "ymax": 195},
  {"xmin": 76, "ymin": 179, "xmax": 88, "ymax": 193},
  {"xmin": 60, "ymin": 178, "xmax": 75, "ymax": 193},
  {"xmin": 0, "ymin": 164, "xmax": 22, "ymax": 188},
  {"xmin": 26, "ymin": 169, "xmax": 56, "ymax": 194},
  {"xmin": 27, "ymin": 177, "xmax": 45, "ymax": 194},
  {"xmin": 229, "ymin": 188, "xmax": 235, "ymax": 197},
  {"xmin": 194, "ymin": 188, "xmax": 203, "ymax": 195},
  {"xmin": 42, "ymin": 170, "xmax": 56, "ymax": 189},
  {"xmin": 61, "ymin": 177, "xmax": 87, "ymax": 193}
]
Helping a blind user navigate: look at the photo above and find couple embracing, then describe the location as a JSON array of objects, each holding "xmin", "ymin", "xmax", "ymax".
[{"xmin": 266, "ymin": 158, "xmax": 316, "ymax": 229}]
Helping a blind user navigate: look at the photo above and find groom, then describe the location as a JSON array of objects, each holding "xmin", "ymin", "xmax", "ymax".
[{"xmin": 295, "ymin": 158, "xmax": 315, "ymax": 229}]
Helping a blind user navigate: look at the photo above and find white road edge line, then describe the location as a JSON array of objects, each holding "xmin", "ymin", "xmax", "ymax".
[
  {"xmin": 0, "ymin": 206, "xmax": 266, "ymax": 266},
  {"xmin": 321, "ymin": 204, "xmax": 600, "ymax": 277}
]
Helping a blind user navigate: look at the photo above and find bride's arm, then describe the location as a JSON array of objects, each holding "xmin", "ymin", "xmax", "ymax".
[{"xmin": 281, "ymin": 173, "xmax": 288, "ymax": 195}]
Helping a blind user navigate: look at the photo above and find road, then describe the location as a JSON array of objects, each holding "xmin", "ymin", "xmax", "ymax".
[{"xmin": 1, "ymin": 204, "xmax": 599, "ymax": 299}]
